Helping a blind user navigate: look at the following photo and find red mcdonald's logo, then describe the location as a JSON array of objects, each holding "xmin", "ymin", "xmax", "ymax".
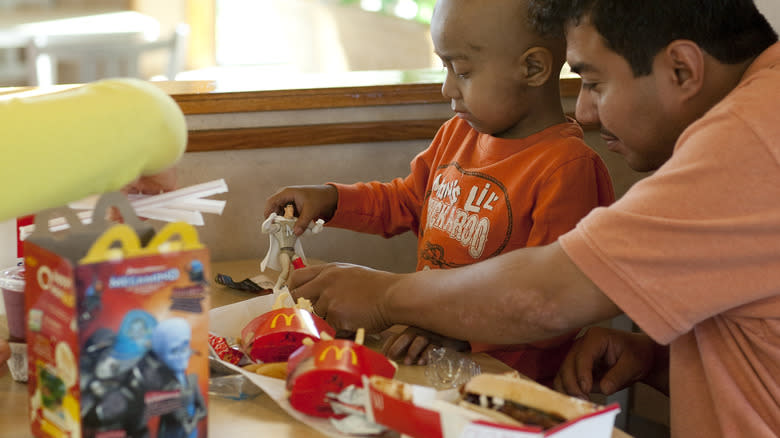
[
  {"xmin": 270, "ymin": 312, "xmax": 298, "ymax": 328},
  {"xmin": 318, "ymin": 345, "xmax": 358, "ymax": 365}
]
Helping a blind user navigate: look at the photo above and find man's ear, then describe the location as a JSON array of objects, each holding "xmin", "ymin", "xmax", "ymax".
[
  {"xmin": 662, "ymin": 40, "xmax": 704, "ymax": 101},
  {"xmin": 518, "ymin": 46, "xmax": 554, "ymax": 87}
]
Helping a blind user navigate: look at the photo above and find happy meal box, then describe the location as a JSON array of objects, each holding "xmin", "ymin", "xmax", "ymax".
[{"xmin": 23, "ymin": 193, "xmax": 210, "ymax": 438}]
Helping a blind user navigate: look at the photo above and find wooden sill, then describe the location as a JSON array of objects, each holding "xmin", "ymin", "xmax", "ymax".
[
  {"xmin": 159, "ymin": 69, "xmax": 582, "ymax": 114},
  {"xmin": 1, "ymin": 69, "xmax": 584, "ymax": 152}
]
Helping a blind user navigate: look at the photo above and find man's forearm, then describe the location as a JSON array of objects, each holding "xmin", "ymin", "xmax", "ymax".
[{"xmin": 384, "ymin": 242, "xmax": 622, "ymax": 344}]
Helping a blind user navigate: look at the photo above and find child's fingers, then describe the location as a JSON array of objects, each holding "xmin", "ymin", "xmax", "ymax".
[
  {"xmin": 405, "ymin": 335, "xmax": 432, "ymax": 365},
  {"xmin": 383, "ymin": 332, "xmax": 414, "ymax": 360}
]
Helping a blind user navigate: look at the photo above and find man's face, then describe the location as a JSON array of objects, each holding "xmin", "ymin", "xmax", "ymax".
[{"xmin": 566, "ymin": 20, "xmax": 679, "ymax": 172}]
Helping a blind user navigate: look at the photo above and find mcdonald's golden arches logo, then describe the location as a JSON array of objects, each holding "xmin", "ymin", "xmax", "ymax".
[
  {"xmin": 270, "ymin": 312, "xmax": 298, "ymax": 328},
  {"xmin": 318, "ymin": 345, "xmax": 358, "ymax": 365}
]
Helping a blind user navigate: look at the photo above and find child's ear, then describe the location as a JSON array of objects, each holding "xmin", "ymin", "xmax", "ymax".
[{"xmin": 518, "ymin": 47, "xmax": 554, "ymax": 87}]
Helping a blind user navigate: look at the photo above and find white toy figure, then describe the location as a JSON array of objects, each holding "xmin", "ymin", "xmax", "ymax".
[{"xmin": 261, "ymin": 203, "xmax": 324, "ymax": 290}]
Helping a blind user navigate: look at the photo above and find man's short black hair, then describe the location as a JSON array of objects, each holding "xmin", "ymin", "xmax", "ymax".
[{"xmin": 530, "ymin": 0, "xmax": 778, "ymax": 76}]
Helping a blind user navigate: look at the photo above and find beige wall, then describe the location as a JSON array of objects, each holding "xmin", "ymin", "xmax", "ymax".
[
  {"xmin": 175, "ymin": 141, "xmax": 424, "ymax": 271},
  {"xmin": 757, "ymin": 0, "xmax": 780, "ymax": 31}
]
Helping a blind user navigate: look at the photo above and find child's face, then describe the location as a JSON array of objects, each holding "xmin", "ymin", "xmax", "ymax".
[{"xmin": 431, "ymin": 0, "xmax": 536, "ymax": 138}]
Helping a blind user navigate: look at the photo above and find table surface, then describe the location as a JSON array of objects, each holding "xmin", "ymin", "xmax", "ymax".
[{"xmin": 0, "ymin": 259, "xmax": 632, "ymax": 438}]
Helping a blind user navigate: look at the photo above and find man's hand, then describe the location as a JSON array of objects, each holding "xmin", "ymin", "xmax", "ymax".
[
  {"xmin": 554, "ymin": 327, "xmax": 667, "ymax": 400},
  {"xmin": 264, "ymin": 185, "xmax": 338, "ymax": 236},
  {"xmin": 123, "ymin": 167, "xmax": 177, "ymax": 195},
  {"xmin": 288, "ymin": 262, "xmax": 400, "ymax": 333},
  {"xmin": 383, "ymin": 325, "xmax": 470, "ymax": 365}
]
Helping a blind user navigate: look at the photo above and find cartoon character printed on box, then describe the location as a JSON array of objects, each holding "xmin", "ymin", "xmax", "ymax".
[
  {"xmin": 79, "ymin": 278, "xmax": 104, "ymax": 323},
  {"xmin": 139, "ymin": 318, "xmax": 206, "ymax": 438},
  {"xmin": 80, "ymin": 309, "xmax": 158, "ymax": 436},
  {"xmin": 261, "ymin": 203, "xmax": 324, "ymax": 290},
  {"xmin": 187, "ymin": 260, "xmax": 206, "ymax": 284}
]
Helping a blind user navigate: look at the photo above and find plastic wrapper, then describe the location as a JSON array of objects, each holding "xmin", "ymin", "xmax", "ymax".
[
  {"xmin": 424, "ymin": 347, "xmax": 481, "ymax": 389},
  {"xmin": 208, "ymin": 374, "xmax": 263, "ymax": 401},
  {"xmin": 7, "ymin": 341, "xmax": 28, "ymax": 382}
]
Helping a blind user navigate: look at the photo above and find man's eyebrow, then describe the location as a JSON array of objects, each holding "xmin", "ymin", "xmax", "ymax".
[{"xmin": 569, "ymin": 62, "xmax": 598, "ymax": 75}]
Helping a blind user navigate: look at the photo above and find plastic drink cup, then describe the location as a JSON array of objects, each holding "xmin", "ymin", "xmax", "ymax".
[{"xmin": 0, "ymin": 263, "xmax": 25, "ymax": 340}]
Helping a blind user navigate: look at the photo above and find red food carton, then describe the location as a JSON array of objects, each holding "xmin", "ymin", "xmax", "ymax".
[
  {"xmin": 240, "ymin": 307, "xmax": 334, "ymax": 363},
  {"xmin": 23, "ymin": 193, "xmax": 210, "ymax": 438},
  {"xmin": 286, "ymin": 338, "xmax": 396, "ymax": 418}
]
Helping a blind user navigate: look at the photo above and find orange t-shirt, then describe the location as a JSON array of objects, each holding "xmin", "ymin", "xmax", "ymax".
[
  {"xmin": 560, "ymin": 42, "xmax": 780, "ymax": 437},
  {"xmin": 329, "ymin": 117, "xmax": 614, "ymax": 381}
]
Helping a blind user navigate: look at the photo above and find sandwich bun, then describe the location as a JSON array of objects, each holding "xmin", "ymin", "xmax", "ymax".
[{"xmin": 460, "ymin": 373, "xmax": 599, "ymax": 428}]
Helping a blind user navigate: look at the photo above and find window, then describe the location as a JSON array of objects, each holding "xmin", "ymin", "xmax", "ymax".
[{"xmin": 214, "ymin": 0, "xmax": 438, "ymax": 74}]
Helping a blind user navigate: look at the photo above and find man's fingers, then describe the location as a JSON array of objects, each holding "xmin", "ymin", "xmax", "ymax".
[
  {"xmin": 555, "ymin": 346, "xmax": 590, "ymax": 398},
  {"xmin": 288, "ymin": 264, "xmax": 328, "ymax": 300},
  {"xmin": 597, "ymin": 347, "xmax": 645, "ymax": 395}
]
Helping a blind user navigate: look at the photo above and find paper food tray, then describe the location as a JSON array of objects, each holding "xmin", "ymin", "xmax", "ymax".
[
  {"xmin": 210, "ymin": 296, "xmax": 621, "ymax": 438},
  {"xmin": 209, "ymin": 295, "xmax": 352, "ymax": 438}
]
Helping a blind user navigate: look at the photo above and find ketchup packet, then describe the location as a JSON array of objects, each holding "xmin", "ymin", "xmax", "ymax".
[{"xmin": 208, "ymin": 332, "xmax": 247, "ymax": 366}]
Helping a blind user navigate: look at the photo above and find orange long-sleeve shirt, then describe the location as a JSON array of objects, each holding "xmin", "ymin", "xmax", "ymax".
[{"xmin": 329, "ymin": 116, "xmax": 614, "ymax": 381}]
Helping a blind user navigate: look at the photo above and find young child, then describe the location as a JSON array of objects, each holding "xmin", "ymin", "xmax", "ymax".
[{"xmin": 264, "ymin": 0, "xmax": 614, "ymax": 385}]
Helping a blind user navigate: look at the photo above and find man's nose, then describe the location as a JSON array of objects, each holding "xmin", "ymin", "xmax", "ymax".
[{"xmin": 574, "ymin": 89, "xmax": 598, "ymax": 127}]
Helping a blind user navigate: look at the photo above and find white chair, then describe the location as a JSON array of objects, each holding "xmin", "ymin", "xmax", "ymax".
[
  {"xmin": 0, "ymin": 0, "xmax": 53, "ymax": 86},
  {"xmin": 0, "ymin": 46, "xmax": 26, "ymax": 86},
  {"xmin": 25, "ymin": 23, "xmax": 189, "ymax": 86}
]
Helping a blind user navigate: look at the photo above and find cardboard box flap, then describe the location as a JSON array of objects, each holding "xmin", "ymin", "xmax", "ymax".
[{"xmin": 27, "ymin": 192, "xmax": 154, "ymax": 262}]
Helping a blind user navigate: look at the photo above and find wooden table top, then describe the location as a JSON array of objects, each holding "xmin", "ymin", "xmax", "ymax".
[{"xmin": 0, "ymin": 259, "xmax": 631, "ymax": 438}]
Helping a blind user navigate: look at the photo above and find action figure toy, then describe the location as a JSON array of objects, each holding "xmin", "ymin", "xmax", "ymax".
[{"xmin": 261, "ymin": 202, "xmax": 324, "ymax": 290}]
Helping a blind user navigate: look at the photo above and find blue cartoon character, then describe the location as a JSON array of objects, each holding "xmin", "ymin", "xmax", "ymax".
[
  {"xmin": 79, "ymin": 279, "xmax": 103, "ymax": 323},
  {"xmin": 187, "ymin": 259, "xmax": 206, "ymax": 283},
  {"xmin": 140, "ymin": 318, "xmax": 206, "ymax": 438}
]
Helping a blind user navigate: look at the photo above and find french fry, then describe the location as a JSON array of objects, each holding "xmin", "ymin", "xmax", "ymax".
[{"xmin": 244, "ymin": 362, "xmax": 289, "ymax": 380}]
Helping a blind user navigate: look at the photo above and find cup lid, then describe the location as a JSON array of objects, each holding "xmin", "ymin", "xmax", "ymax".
[{"xmin": 0, "ymin": 262, "xmax": 25, "ymax": 291}]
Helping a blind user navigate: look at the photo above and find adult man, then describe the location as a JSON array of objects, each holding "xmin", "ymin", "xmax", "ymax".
[{"xmin": 289, "ymin": 1, "xmax": 780, "ymax": 437}]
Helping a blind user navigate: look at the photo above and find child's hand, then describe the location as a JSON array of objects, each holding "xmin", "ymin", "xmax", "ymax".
[
  {"xmin": 382, "ymin": 325, "xmax": 470, "ymax": 365},
  {"xmin": 264, "ymin": 185, "xmax": 338, "ymax": 236}
]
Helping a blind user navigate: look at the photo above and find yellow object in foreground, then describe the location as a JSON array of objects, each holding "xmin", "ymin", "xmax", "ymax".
[{"xmin": 0, "ymin": 78, "xmax": 187, "ymax": 222}]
